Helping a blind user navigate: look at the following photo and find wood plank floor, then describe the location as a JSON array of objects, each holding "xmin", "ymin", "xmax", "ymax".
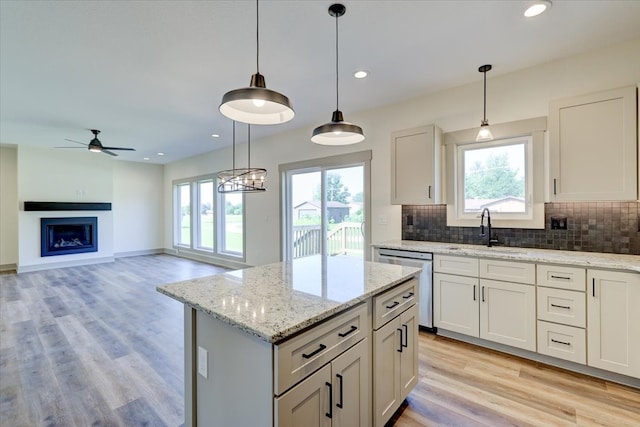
[{"xmin": 1, "ymin": 255, "xmax": 639, "ymax": 426}]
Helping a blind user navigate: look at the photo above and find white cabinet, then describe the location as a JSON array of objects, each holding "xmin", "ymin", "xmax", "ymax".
[
  {"xmin": 276, "ymin": 338, "xmax": 370, "ymax": 427},
  {"xmin": 549, "ymin": 85, "xmax": 637, "ymax": 201},
  {"xmin": 390, "ymin": 125, "xmax": 442, "ymax": 205},
  {"xmin": 434, "ymin": 256, "xmax": 536, "ymax": 352},
  {"xmin": 587, "ymin": 270, "xmax": 640, "ymax": 379},
  {"xmin": 373, "ymin": 303, "xmax": 418, "ymax": 427}
]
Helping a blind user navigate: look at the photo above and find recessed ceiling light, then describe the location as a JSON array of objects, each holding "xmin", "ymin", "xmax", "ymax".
[
  {"xmin": 211, "ymin": 133, "xmax": 220, "ymax": 138},
  {"xmin": 353, "ymin": 70, "xmax": 369, "ymax": 79},
  {"xmin": 143, "ymin": 157, "xmax": 150, "ymax": 161},
  {"xmin": 524, "ymin": 0, "xmax": 551, "ymax": 18},
  {"xmin": 157, "ymin": 152, "xmax": 164, "ymax": 156}
]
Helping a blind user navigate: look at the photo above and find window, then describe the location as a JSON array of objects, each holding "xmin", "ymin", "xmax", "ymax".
[
  {"xmin": 457, "ymin": 136, "xmax": 532, "ymax": 219},
  {"xmin": 173, "ymin": 174, "xmax": 244, "ymax": 259},
  {"xmin": 444, "ymin": 117, "xmax": 546, "ymax": 229}
]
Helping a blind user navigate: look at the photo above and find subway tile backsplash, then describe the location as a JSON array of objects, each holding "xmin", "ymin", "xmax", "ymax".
[{"xmin": 401, "ymin": 202, "xmax": 640, "ymax": 255}]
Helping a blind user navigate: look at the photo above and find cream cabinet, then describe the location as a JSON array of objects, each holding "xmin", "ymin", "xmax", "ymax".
[
  {"xmin": 549, "ymin": 85, "xmax": 638, "ymax": 201},
  {"xmin": 587, "ymin": 269, "xmax": 640, "ymax": 379},
  {"xmin": 276, "ymin": 338, "xmax": 370, "ymax": 427},
  {"xmin": 390, "ymin": 125, "xmax": 442, "ymax": 205},
  {"xmin": 433, "ymin": 272, "xmax": 479, "ymax": 336},
  {"xmin": 373, "ymin": 302, "xmax": 418, "ymax": 427}
]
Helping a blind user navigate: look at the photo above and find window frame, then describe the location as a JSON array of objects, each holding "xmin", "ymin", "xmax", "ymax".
[
  {"xmin": 217, "ymin": 191, "xmax": 245, "ymax": 257},
  {"xmin": 444, "ymin": 117, "xmax": 547, "ymax": 229}
]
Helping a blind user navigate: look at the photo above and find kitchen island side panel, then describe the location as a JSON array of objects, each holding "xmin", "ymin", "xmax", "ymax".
[{"xmin": 194, "ymin": 309, "xmax": 273, "ymax": 427}]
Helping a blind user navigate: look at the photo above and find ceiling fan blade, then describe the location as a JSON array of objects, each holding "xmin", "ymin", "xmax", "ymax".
[
  {"xmin": 54, "ymin": 146, "xmax": 85, "ymax": 149},
  {"xmin": 102, "ymin": 146, "xmax": 136, "ymax": 151},
  {"xmin": 64, "ymin": 139, "xmax": 88, "ymax": 146},
  {"xmin": 102, "ymin": 150, "xmax": 118, "ymax": 157}
]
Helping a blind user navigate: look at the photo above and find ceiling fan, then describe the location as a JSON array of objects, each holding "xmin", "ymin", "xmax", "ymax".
[{"xmin": 57, "ymin": 129, "xmax": 136, "ymax": 157}]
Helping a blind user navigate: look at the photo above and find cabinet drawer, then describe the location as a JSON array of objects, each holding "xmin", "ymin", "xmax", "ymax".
[
  {"xmin": 274, "ymin": 302, "xmax": 369, "ymax": 396},
  {"xmin": 537, "ymin": 264, "xmax": 586, "ymax": 291},
  {"xmin": 434, "ymin": 255, "xmax": 478, "ymax": 277},
  {"xmin": 479, "ymin": 259, "xmax": 535, "ymax": 285},
  {"xmin": 537, "ymin": 321, "xmax": 586, "ymax": 364},
  {"xmin": 537, "ymin": 287, "xmax": 586, "ymax": 328},
  {"xmin": 373, "ymin": 279, "xmax": 417, "ymax": 330}
]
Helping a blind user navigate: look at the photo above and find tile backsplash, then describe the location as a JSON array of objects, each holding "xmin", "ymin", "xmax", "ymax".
[{"xmin": 402, "ymin": 202, "xmax": 640, "ymax": 255}]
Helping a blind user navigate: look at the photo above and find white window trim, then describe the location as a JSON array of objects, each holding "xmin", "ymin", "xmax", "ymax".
[
  {"xmin": 217, "ymin": 191, "xmax": 246, "ymax": 258},
  {"xmin": 444, "ymin": 117, "xmax": 547, "ymax": 229}
]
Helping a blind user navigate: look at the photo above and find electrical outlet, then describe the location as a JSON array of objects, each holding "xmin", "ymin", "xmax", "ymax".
[{"xmin": 198, "ymin": 346, "xmax": 208, "ymax": 379}]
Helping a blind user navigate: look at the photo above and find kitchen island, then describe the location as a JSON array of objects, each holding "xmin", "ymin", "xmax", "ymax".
[{"xmin": 157, "ymin": 255, "xmax": 421, "ymax": 427}]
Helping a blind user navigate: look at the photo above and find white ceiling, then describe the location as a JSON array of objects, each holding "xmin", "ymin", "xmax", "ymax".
[{"xmin": 2, "ymin": 0, "xmax": 640, "ymax": 164}]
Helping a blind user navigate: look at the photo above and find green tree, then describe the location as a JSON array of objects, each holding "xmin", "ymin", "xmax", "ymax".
[
  {"xmin": 313, "ymin": 173, "xmax": 351, "ymax": 203},
  {"xmin": 465, "ymin": 152, "xmax": 524, "ymax": 200},
  {"xmin": 352, "ymin": 191, "xmax": 364, "ymax": 202}
]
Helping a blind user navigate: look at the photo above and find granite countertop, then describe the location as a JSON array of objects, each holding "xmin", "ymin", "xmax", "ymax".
[
  {"xmin": 157, "ymin": 255, "xmax": 421, "ymax": 343},
  {"xmin": 374, "ymin": 240, "xmax": 640, "ymax": 273}
]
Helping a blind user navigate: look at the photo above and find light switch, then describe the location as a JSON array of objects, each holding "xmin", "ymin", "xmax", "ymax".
[{"xmin": 198, "ymin": 346, "xmax": 208, "ymax": 379}]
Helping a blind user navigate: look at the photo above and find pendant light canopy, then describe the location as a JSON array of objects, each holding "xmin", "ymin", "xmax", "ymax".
[
  {"xmin": 476, "ymin": 64, "xmax": 494, "ymax": 142},
  {"xmin": 219, "ymin": 0, "xmax": 294, "ymax": 125},
  {"xmin": 311, "ymin": 3, "xmax": 364, "ymax": 146},
  {"xmin": 217, "ymin": 122, "xmax": 267, "ymax": 193}
]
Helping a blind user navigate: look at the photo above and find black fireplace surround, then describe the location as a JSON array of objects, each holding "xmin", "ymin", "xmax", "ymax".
[{"xmin": 41, "ymin": 217, "xmax": 98, "ymax": 257}]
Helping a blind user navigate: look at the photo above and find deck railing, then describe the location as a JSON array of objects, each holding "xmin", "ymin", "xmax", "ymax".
[{"xmin": 292, "ymin": 222, "xmax": 363, "ymax": 258}]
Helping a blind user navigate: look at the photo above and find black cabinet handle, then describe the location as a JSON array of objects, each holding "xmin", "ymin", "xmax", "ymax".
[
  {"xmin": 402, "ymin": 324, "xmax": 408, "ymax": 348},
  {"xmin": 482, "ymin": 286, "xmax": 485, "ymax": 302},
  {"xmin": 338, "ymin": 325, "xmax": 357, "ymax": 338},
  {"xmin": 551, "ymin": 338, "xmax": 571, "ymax": 346},
  {"xmin": 386, "ymin": 301, "xmax": 400, "ymax": 309},
  {"xmin": 550, "ymin": 303, "xmax": 571, "ymax": 310},
  {"xmin": 397, "ymin": 328, "xmax": 403, "ymax": 353},
  {"xmin": 402, "ymin": 292, "xmax": 414, "ymax": 299},
  {"xmin": 428, "ymin": 185, "xmax": 432, "ymax": 199},
  {"xmin": 302, "ymin": 344, "xmax": 326, "ymax": 359},
  {"xmin": 553, "ymin": 178, "xmax": 557, "ymax": 195},
  {"xmin": 336, "ymin": 374, "xmax": 344, "ymax": 409},
  {"xmin": 473, "ymin": 285, "xmax": 476, "ymax": 301},
  {"xmin": 550, "ymin": 275, "xmax": 571, "ymax": 280},
  {"xmin": 592, "ymin": 278, "xmax": 596, "ymax": 297},
  {"xmin": 325, "ymin": 382, "xmax": 333, "ymax": 418}
]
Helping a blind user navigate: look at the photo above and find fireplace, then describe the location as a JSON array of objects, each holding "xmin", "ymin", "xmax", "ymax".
[{"xmin": 41, "ymin": 217, "xmax": 98, "ymax": 257}]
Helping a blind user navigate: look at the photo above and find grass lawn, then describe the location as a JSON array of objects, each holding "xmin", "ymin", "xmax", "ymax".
[{"xmin": 181, "ymin": 214, "xmax": 243, "ymax": 253}]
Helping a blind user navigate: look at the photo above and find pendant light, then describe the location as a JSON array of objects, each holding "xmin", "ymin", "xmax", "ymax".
[
  {"xmin": 476, "ymin": 64, "xmax": 494, "ymax": 142},
  {"xmin": 217, "ymin": 122, "xmax": 267, "ymax": 193},
  {"xmin": 219, "ymin": 0, "xmax": 294, "ymax": 125},
  {"xmin": 311, "ymin": 3, "xmax": 364, "ymax": 145}
]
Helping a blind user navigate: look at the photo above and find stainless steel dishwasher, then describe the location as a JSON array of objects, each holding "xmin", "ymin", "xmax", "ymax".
[{"xmin": 376, "ymin": 248, "xmax": 434, "ymax": 330}]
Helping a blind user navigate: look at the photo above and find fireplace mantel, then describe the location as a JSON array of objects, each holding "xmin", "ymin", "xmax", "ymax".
[{"xmin": 24, "ymin": 202, "xmax": 112, "ymax": 211}]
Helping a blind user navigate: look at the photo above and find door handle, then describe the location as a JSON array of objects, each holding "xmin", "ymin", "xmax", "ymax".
[
  {"xmin": 482, "ymin": 286, "xmax": 485, "ymax": 302},
  {"xmin": 325, "ymin": 382, "xmax": 333, "ymax": 418},
  {"xmin": 397, "ymin": 328, "xmax": 403, "ymax": 353},
  {"xmin": 336, "ymin": 373, "xmax": 344, "ymax": 409},
  {"xmin": 402, "ymin": 324, "xmax": 408, "ymax": 348},
  {"xmin": 473, "ymin": 285, "xmax": 476, "ymax": 301}
]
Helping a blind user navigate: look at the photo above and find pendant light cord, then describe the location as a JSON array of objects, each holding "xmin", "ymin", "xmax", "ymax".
[
  {"xmin": 232, "ymin": 121, "xmax": 236, "ymax": 172},
  {"xmin": 335, "ymin": 11, "xmax": 339, "ymax": 111},
  {"xmin": 256, "ymin": 0, "xmax": 260, "ymax": 74},
  {"xmin": 247, "ymin": 124, "xmax": 251, "ymax": 168},
  {"xmin": 483, "ymin": 70, "xmax": 487, "ymax": 122}
]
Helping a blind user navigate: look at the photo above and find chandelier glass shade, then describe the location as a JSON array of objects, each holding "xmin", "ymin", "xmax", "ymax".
[{"xmin": 476, "ymin": 64, "xmax": 494, "ymax": 142}]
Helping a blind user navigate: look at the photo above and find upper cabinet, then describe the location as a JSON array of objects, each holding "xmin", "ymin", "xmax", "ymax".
[
  {"xmin": 549, "ymin": 86, "xmax": 638, "ymax": 201},
  {"xmin": 390, "ymin": 125, "xmax": 443, "ymax": 205}
]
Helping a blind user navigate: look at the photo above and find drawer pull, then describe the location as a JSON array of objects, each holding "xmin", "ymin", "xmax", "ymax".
[
  {"xmin": 551, "ymin": 338, "xmax": 571, "ymax": 346},
  {"xmin": 402, "ymin": 292, "xmax": 415, "ymax": 299},
  {"xmin": 397, "ymin": 328, "xmax": 403, "ymax": 353},
  {"xmin": 338, "ymin": 325, "xmax": 357, "ymax": 338},
  {"xmin": 550, "ymin": 303, "xmax": 571, "ymax": 310},
  {"xmin": 336, "ymin": 373, "xmax": 344, "ymax": 409},
  {"xmin": 386, "ymin": 301, "xmax": 400, "ymax": 309},
  {"xmin": 302, "ymin": 344, "xmax": 327, "ymax": 359},
  {"xmin": 551, "ymin": 275, "xmax": 571, "ymax": 280},
  {"xmin": 325, "ymin": 381, "xmax": 333, "ymax": 419}
]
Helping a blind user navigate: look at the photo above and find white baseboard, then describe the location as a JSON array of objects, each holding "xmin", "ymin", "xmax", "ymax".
[
  {"xmin": 164, "ymin": 248, "xmax": 249, "ymax": 270},
  {"xmin": 115, "ymin": 249, "xmax": 164, "ymax": 258},
  {"xmin": 17, "ymin": 256, "xmax": 115, "ymax": 274},
  {"xmin": 0, "ymin": 263, "xmax": 17, "ymax": 273}
]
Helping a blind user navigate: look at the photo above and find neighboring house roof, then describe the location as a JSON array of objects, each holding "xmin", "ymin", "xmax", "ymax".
[
  {"xmin": 293, "ymin": 200, "xmax": 350, "ymax": 210},
  {"xmin": 465, "ymin": 196, "xmax": 525, "ymax": 211}
]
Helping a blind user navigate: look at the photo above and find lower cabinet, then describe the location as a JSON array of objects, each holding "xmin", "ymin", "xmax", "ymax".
[
  {"xmin": 276, "ymin": 338, "xmax": 370, "ymax": 427},
  {"xmin": 373, "ymin": 304, "xmax": 419, "ymax": 427},
  {"xmin": 587, "ymin": 270, "xmax": 640, "ymax": 378}
]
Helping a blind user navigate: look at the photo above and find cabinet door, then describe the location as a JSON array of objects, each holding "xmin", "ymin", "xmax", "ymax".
[
  {"xmin": 276, "ymin": 364, "xmax": 332, "ymax": 427},
  {"xmin": 399, "ymin": 304, "xmax": 419, "ymax": 401},
  {"xmin": 587, "ymin": 270, "xmax": 640, "ymax": 378},
  {"xmin": 434, "ymin": 273, "xmax": 480, "ymax": 337},
  {"xmin": 480, "ymin": 279, "xmax": 536, "ymax": 351},
  {"xmin": 331, "ymin": 338, "xmax": 370, "ymax": 427},
  {"xmin": 373, "ymin": 316, "xmax": 401, "ymax": 427},
  {"xmin": 549, "ymin": 86, "xmax": 637, "ymax": 201},
  {"xmin": 390, "ymin": 125, "xmax": 441, "ymax": 205}
]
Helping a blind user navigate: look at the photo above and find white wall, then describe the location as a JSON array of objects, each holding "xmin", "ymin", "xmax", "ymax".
[
  {"xmin": 0, "ymin": 146, "xmax": 18, "ymax": 268},
  {"xmin": 163, "ymin": 38, "xmax": 640, "ymax": 268},
  {"xmin": 17, "ymin": 146, "xmax": 115, "ymax": 271},
  {"xmin": 113, "ymin": 160, "xmax": 164, "ymax": 255}
]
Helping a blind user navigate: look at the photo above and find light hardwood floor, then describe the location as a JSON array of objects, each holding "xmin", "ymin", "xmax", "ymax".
[{"xmin": 1, "ymin": 255, "xmax": 639, "ymax": 426}]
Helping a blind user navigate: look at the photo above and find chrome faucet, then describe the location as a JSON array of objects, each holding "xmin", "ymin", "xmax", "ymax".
[{"xmin": 479, "ymin": 208, "xmax": 498, "ymax": 247}]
